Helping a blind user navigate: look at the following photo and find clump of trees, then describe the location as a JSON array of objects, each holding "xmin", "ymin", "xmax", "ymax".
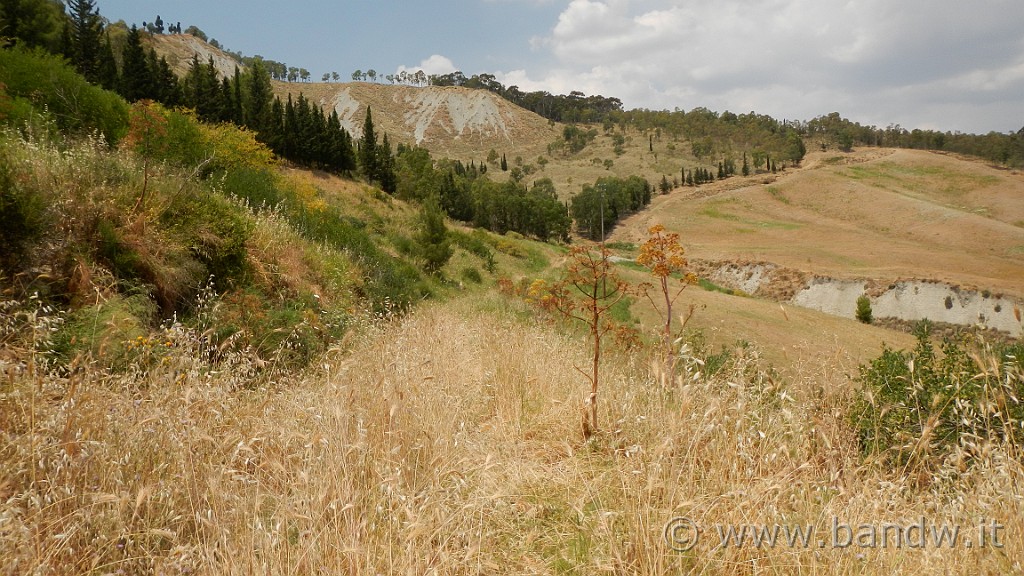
[
  {"xmin": 570, "ymin": 176, "xmax": 653, "ymax": 240},
  {"xmin": 2, "ymin": 0, "xmax": 340, "ymax": 171},
  {"xmin": 392, "ymin": 145, "xmax": 570, "ymax": 242},
  {"xmin": 807, "ymin": 112, "xmax": 1024, "ymax": 168}
]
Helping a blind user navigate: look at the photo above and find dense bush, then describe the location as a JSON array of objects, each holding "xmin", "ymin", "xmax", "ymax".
[
  {"xmin": 0, "ymin": 47, "xmax": 129, "ymax": 143},
  {"xmin": 220, "ymin": 166, "xmax": 284, "ymax": 208},
  {"xmin": 413, "ymin": 201, "xmax": 452, "ymax": 275},
  {"xmin": 852, "ymin": 323, "xmax": 1024, "ymax": 469},
  {"xmin": 164, "ymin": 189, "xmax": 253, "ymax": 290},
  {"xmin": 0, "ymin": 156, "xmax": 47, "ymax": 273},
  {"xmin": 855, "ymin": 295, "xmax": 873, "ymax": 324}
]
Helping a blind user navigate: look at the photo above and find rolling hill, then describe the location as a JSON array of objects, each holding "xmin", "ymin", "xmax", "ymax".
[
  {"xmin": 274, "ymin": 81, "xmax": 560, "ymax": 161},
  {"xmin": 6, "ymin": 23, "xmax": 1024, "ymax": 576},
  {"xmin": 144, "ymin": 33, "xmax": 1024, "ymax": 338}
]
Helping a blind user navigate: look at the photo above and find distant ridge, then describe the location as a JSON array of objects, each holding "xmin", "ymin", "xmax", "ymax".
[{"xmin": 275, "ymin": 82, "xmax": 561, "ymax": 161}]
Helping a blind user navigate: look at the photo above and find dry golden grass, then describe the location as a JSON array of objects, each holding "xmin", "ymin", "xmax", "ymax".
[
  {"xmin": 613, "ymin": 148, "xmax": 1024, "ymax": 299},
  {"xmin": 3, "ymin": 293, "xmax": 1021, "ymax": 574}
]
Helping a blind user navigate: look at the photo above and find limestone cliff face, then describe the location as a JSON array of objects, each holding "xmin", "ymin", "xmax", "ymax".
[{"xmin": 315, "ymin": 83, "xmax": 558, "ymax": 158}]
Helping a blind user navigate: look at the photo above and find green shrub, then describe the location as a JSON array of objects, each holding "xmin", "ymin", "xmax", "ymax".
[
  {"xmin": 289, "ymin": 203, "xmax": 427, "ymax": 312},
  {"xmin": 0, "ymin": 156, "xmax": 48, "ymax": 272},
  {"xmin": 698, "ymin": 278, "xmax": 737, "ymax": 295},
  {"xmin": 0, "ymin": 47, "xmax": 129, "ymax": 143},
  {"xmin": 220, "ymin": 166, "xmax": 283, "ymax": 208},
  {"xmin": 209, "ymin": 288, "xmax": 337, "ymax": 371},
  {"xmin": 163, "ymin": 189, "xmax": 252, "ymax": 290},
  {"xmin": 96, "ymin": 219, "xmax": 142, "ymax": 279},
  {"xmin": 147, "ymin": 105, "xmax": 210, "ymax": 168},
  {"xmin": 461, "ymin": 266, "xmax": 482, "ymax": 284},
  {"xmin": 413, "ymin": 201, "xmax": 452, "ymax": 275},
  {"xmin": 451, "ymin": 229, "xmax": 496, "ymax": 271},
  {"xmin": 855, "ymin": 295, "xmax": 873, "ymax": 324},
  {"xmin": 852, "ymin": 324, "xmax": 1024, "ymax": 469},
  {"xmin": 52, "ymin": 292, "xmax": 156, "ymax": 369},
  {"xmin": 495, "ymin": 238, "xmax": 526, "ymax": 258}
]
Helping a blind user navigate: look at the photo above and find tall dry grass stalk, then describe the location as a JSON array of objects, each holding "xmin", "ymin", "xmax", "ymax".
[{"xmin": 1, "ymin": 295, "xmax": 1021, "ymax": 574}]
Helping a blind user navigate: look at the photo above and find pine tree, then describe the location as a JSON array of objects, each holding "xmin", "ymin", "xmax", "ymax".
[
  {"xmin": 244, "ymin": 60, "xmax": 274, "ymax": 135},
  {"xmin": 414, "ymin": 199, "xmax": 452, "ymax": 274},
  {"xmin": 855, "ymin": 295, "xmax": 873, "ymax": 324},
  {"xmin": 184, "ymin": 55, "xmax": 219, "ymax": 120},
  {"xmin": 154, "ymin": 54, "xmax": 181, "ymax": 106},
  {"xmin": 359, "ymin": 107, "xmax": 378, "ymax": 180},
  {"xmin": 377, "ymin": 133, "xmax": 397, "ymax": 193},
  {"xmin": 500, "ymin": 153, "xmax": 508, "ymax": 171},
  {"xmin": 67, "ymin": 0, "xmax": 104, "ymax": 83},
  {"xmin": 97, "ymin": 34, "xmax": 120, "ymax": 91},
  {"xmin": 231, "ymin": 67, "xmax": 244, "ymax": 124},
  {"xmin": 742, "ymin": 151, "xmax": 750, "ymax": 176},
  {"xmin": 119, "ymin": 25, "xmax": 154, "ymax": 101}
]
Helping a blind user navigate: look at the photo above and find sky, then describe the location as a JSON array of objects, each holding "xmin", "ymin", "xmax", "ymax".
[{"xmin": 96, "ymin": 0, "xmax": 1024, "ymax": 134}]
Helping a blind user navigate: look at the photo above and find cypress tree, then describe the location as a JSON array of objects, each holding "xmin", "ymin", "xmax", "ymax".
[
  {"xmin": 231, "ymin": 67, "xmax": 244, "ymax": 124},
  {"xmin": 218, "ymin": 77, "xmax": 234, "ymax": 122},
  {"xmin": 244, "ymin": 60, "xmax": 274, "ymax": 135},
  {"xmin": 359, "ymin": 107, "xmax": 379, "ymax": 180},
  {"xmin": 119, "ymin": 25, "xmax": 154, "ymax": 101},
  {"xmin": 414, "ymin": 199, "xmax": 453, "ymax": 274},
  {"xmin": 266, "ymin": 96, "xmax": 285, "ymax": 154},
  {"xmin": 326, "ymin": 109, "xmax": 355, "ymax": 173},
  {"xmin": 97, "ymin": 34, "xmax": 120, "ymax": 91},
  {"xmin": 282, "ymin": 94, "xmax": 298, "ymax": 160},
  {"xmin": 377, "ymin": 133, "xmax": 397, "ymax": 193}
]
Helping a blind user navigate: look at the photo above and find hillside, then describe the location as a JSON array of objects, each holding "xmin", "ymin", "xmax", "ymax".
[
  {"xmin": 5, "ymin": 27, "xmax": 1024, "ymax": 576},
  {"xmin": 145, "ymin": 35, "xmax": 794, "ymax": 202},
  {"xmin": 611, "ymin": 147, "xmax": 1024, "ymax": 336},
  {"xmin": 146, "ymin": 32, "xmax": 243, "ymax": 78},
  {"xmin": 274, "ymin": 81, "xmax": 561, "ymax": 162}
]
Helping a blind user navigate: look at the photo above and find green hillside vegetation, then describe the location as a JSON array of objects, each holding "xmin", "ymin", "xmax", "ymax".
[
  {"xmin": 0, "ymin": 41, "xmax": 575, "ymax": 371},
  {"xmin": 426, "ymin": 70, "xmax": 1023, "ymax": 169},
  {"xmin": 2, "ymin": 4, "xmax": 1024, "ymax": 574}
]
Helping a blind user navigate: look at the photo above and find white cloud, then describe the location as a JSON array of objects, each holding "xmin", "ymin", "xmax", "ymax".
[
  {"xmin": 504, "ymin": 0, "xmax": 1024, "ymax": 132},
  {"xmin": 397, "ymin": 54, "xmax": 458, "ymax": 76}
]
